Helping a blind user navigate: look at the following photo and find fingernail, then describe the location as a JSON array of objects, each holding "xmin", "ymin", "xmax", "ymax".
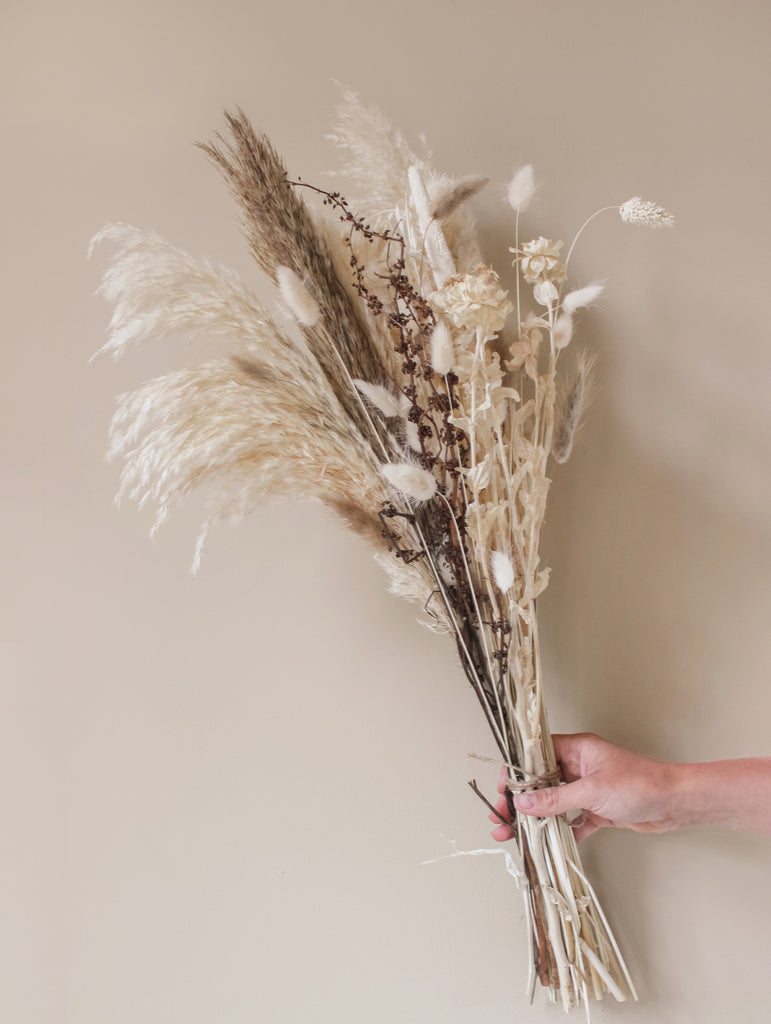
[{"xmin": 516, "ymin": 793, "xmax": 535, "ymax": 810}]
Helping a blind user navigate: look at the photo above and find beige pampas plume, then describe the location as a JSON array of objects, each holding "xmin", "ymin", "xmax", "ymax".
[
  {"xmin": 507, "ymin": 164, "xmax": 536, "ymax": 212},
  {"xmin": 430, "ymin": 175, "xmax": 489, "ymax": 221},
  {"xmin": 490, "ymin": 550, "xmax": 515, "ymax": 592},
  {"xmin": 430, "ymin": 321, "xmax": 455, "ymax": 375},
  {"xmin": 381, "ymin": 461, "xmax": 437, "ymax": 503},
  {"xmin": 619, "ymin": 197, "xmax": 675, "ymax": 228},
  {"xmin": 108, "ymin": 354, "xmax": 389, "ymax": 563},
  {"xmin": 562, "ymin": 281, "xmax": 605, "ymax": 316},
  {"xmin": 329, "ymin": 90, "xmax": 482, "ymax": 273},
  {"xmin": 552, "ymin": 352, "xmax": 596, "ymax": 463},
  {"xmin": 89, "ymin": 224, "xmax": 280, "ymax": 361},
  {"xmin": 353, "ymin": 379, "xmax": 404, "ymax": 418},
  {"xmin": 277, "ymin": 266, "xmax": 320, "ymax": 326},
  {"xmin": 374, "ymin": 552, "xmax": 451, "ymax": 634},
  {"xmin": 327, "ymin": 87, "xmax": 420, "ymax": 225},
  {"xmin": 199, "ymin": 110, "xmax": 389, "ymax": 441}
]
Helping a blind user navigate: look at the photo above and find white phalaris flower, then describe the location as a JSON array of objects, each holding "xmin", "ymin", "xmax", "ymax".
[
  {"xmin": 553, "ymin": 314, "xmax": 573, "ymax": 350},
  {"xmin": 507, "ymin": 164, "xmax": 536, "ymax": 212},
  {"xmin": 430, "ymin": 321, "xmax": 455, "ymax": 375},
  {"xmin": 562, "ymin": 281, "xmax": 604, "ymax": 315},
  {"xmin": 276, "ymin": 266, "xmax": 320, "ymax": 326},
  {"xmin": 490, "ymin": 550, "xmax": 516, "ymax": 592},
  {"xmin": 619, "ymin": 197, "xmax": 675, "ymax": 228},
  {"xmin": 353, "ymin": 379, "xmax": 404, "ymax": 418},
  {"xmin": 512, "ymin": 237, "xmax": 566, "ymax": 284},
  {"xmin": 403, "ymin": 419, "xmax": 422, "ymax": 453},
  {"xmin": 381, "ymin": 461, "xmax": 437, "ymax": 503},
  {"xmin": 430, "ymin": 265, "xmax": 513, "ymax": 336}
]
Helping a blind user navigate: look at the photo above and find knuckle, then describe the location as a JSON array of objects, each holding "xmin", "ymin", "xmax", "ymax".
[{"xmin": 536, "ymin": 787, "xmax": 561, "ymax": 813}]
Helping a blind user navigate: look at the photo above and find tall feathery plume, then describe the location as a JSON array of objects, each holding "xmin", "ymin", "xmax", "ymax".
[
  {"xmin": 198, "ymin": 111, "xmax": 390, "ymax": 444},
  {"xmin": 97, "ymin": 95, "xmax": 673, "ymax": 1014}
]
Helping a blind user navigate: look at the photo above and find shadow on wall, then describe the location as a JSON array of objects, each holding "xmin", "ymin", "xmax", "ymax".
[{"xmin": 540, "ymin": 316, "xmax": 771, "ymax": 763}]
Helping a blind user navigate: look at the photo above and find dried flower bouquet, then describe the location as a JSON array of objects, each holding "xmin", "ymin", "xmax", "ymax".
[{"xmin": 94, "ymin": 93, "xmax": 672, "ymax": 1013}]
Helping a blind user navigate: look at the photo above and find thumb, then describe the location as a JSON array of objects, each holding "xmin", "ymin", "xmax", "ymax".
[{"xmin": 514, "ymin": 779, "xmax": 590, "ymax": 818}]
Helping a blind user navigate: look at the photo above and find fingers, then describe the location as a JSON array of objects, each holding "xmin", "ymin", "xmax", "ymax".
[
  {"xmin": 552, "ymin": 733, "xmax": 600, "ymax": 779},
  {"xmin": 489, "ymin": 789, "xmax": 514, "ymax": 842},
  {"xmin": 514, "ymin": 778, "xmax": 592, "ymax": 819},
  {"xmin": 491, "ymin": 821, "xmax": 515, "ymax": 841},
  {"xmin": 571, "ymin": 818, "xmax": 601, "ymax": 842}
]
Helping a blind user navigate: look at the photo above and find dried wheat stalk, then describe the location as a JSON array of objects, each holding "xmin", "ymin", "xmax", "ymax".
[{"xmin": 93, "ymin": 92, "xmax": 673, "ymax": 1013}]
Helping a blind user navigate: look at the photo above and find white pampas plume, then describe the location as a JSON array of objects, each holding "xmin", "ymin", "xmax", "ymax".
[
  {"xmin": 430, "ymin": 175, "xmax": 489, "ymax": 221},
  {"xmin": 507, "ymin": 164, "xmax": 536, "ymax": 212},
  {"xmin": 490, "ymin": 550, "xmax": 515, "ymax": 592},
  {"xmin": 353, "ymin": 379, "xmax": 404, "ymax": 418},
  {"xmin": 381, "ymin": 461, "xmax": 437, "ymax": 503},
  {"xmin": 562, "ymin": 281, "xmax": 605, "ymax": 316},
  {"xmin": 430, "ymin": 322, "xmax": 455, "ymax": 375},
  {"xmin": 619, "ymin": 197, "xmax": 675, "ymax": 228},
  {"xmin": 276, "ymin": 266, "xmax": 320, "ymax": 326},
  {"xmin": 553, "ymin": 314, "xmax": 574, "ymax": 350}
]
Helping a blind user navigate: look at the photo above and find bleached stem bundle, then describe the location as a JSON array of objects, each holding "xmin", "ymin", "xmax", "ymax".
[{"xmin": 95, "ymin": 94, "xmax": 672, "ymax": 1013}]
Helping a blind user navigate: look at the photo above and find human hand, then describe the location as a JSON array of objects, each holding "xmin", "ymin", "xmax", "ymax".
[{"xmin": 489, "ymin": 733, "xmax": 680, "ymax": 842}]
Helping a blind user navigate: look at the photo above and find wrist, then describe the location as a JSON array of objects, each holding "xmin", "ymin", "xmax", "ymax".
[
  {"xmin": 667, "ymin": 761, "xmax": 712, "ymax": 829},
  {"xmin": 667, "ymin": 758, "xmax": 771, "ymax": 833}
]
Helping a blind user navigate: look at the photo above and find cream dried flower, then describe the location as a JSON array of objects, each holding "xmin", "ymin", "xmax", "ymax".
[
  {"xmin": 619, "ymin": 197, "xmax": 675, "ymax": 228},
  {"xmin": 430, "ymin": 265, "xmax": 512, "ymax": 335},
  {"xmin": 512, "ymin": 237, "xmax": 566, "ymax": 284},
  {"xmin": 506, "ymin": 315, "xmax": 544, "ymax": 374}
]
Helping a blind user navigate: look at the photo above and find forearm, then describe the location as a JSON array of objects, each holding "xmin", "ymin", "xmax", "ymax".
[{"xmin": 669, "ymin": 758, "xmax": 771, "ymax": 835}]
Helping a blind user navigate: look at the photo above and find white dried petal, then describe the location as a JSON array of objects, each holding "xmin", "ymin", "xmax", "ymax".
[
  {"xmin": 466, "ymin": 455, "xmax": 492, "ymax": 493},
  {"xmin": 381, "ymin": 461, "xmax": 437, "ymax": 503},
  {"xmin": 533, "ymin": 279, "xmax": 558, "ymax": 307}
]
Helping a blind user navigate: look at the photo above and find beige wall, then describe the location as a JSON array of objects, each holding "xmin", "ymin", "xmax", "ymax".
[{"xmin": 2, "ymin": 1, "xmax": 770, "ymax": 1021}]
